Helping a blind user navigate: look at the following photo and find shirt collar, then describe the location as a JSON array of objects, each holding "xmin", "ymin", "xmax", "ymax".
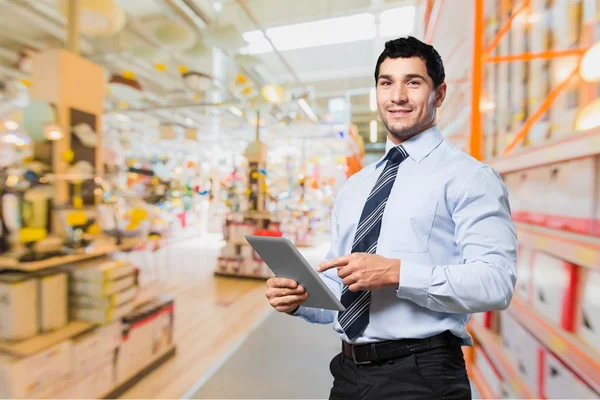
[{"xmin": 376, "ymin": 125, "xmax": 444, "ymax": 167}]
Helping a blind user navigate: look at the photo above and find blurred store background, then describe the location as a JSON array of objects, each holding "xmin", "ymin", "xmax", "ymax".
[{"xmin": 0, "ymin": 0, "xmax": 599, "ymax": 399}]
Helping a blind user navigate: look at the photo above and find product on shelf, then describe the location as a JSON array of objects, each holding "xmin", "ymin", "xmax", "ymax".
[
  {"xmin": 37, "ymin": 271, "xmax": 68, "ymax": 333},
  {"xmin": 0, "ymin": 272, "xmax": 38, "ymax": 340},
  {"xmin": 541, "ymin": 349, "xmax": 598, "ymax": 399},
  {"xmin": 116, "ymin": 295, "xmax": 175, "ymax": 385},
  {"xmin": 48, "ymin": 322, "xmax": 121, "ymax": 398},
  {"xmin": 68, "ymin": 259, "xmax": 138, "ymax": 324},
  {"xmin": 576, "ymin": 268, "xmax": 600, "ymax": 354},
  {"xmin": 216, "ymin": 214, "xmax": 279, "ymax": 279},
  {"xmin": 531, "ymin": 251, "xmax": 579, "ymax": 331},
  {"xmin": 0, "ymin": 340, "xmax": 72, "ymax": 398},
  {"xmin": 500, "ymin": 312, "xmax": 541, "ymax": 393},
  {"xmin": 474, "ymin": 348, "xmax": 503, "ymax": 397}
]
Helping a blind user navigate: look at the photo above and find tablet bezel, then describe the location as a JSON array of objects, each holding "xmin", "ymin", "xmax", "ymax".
[{"xmin": 245, "ymin": 235, "xmax": 345, "ymax": 312}]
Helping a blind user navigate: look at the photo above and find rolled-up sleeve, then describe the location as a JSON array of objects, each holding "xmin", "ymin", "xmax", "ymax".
[{"xmin": 397, "ymin": 166, "xmax": 518, "ymax": 314}]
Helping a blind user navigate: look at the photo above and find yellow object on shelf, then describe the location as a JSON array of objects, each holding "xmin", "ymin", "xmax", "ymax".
[
  {"xmin": 19, "ymin": 228, "xmax": 47, "ymax": 244},
  {"xmin": 66, "ymin": 211, "xmax": 88, "ymax": 226}
]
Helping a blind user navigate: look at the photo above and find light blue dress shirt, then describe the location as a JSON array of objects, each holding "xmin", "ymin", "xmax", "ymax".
[{"xmin": 292, "ymin": 126, "xmax": 518, "ymax": 346}]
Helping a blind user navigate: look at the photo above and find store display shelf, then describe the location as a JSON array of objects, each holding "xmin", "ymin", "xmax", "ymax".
[
  {"xmin": 469, "ymin": 319, "xmax": 536, "ymax": 398},
  {"xmin": 102, "ymin": 345, "xmax": 176, "ymax": 399},
  {"xmin": 508, "ymin": 297, "xmax": 600, "ymax": 394},
  {"xmin": 214, "ymin": 270, "xmax": 272, "ymax": 281},
  {"xmin": 488, "ymin": 128, "xmax": 600, "ymax": 174},
  {"xmin": 516, "ymin": 222, "xmax": 600, "ymax": 271},
  {"xmin": 0, "ymin": 237, "xmax": 142, "ymax": 272},
  {"xmin": 469, "ymin": 364, "xmax": 496, "ymax": 399},
  {"xmin": 0, "ymin": 321, "xmax": 95, "ymax": 357}
]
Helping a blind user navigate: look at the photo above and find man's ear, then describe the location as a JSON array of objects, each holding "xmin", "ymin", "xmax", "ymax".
[{"xmin": 434, "ymin": 82, "xmax": 447, "ymax": 107}]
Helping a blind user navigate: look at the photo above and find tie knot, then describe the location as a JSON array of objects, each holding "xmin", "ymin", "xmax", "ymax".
[{"xmin": 385, "ymin": 145, "xmax": 408, "ymax": 164}]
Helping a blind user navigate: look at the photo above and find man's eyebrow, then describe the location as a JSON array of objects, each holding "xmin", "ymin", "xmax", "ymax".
[
  {"xmin": 405, "ymin": 74, "xmax": 427, "ymax": 81},
  {"xmin": 377, "ymin": 74, "xmax": 427, "ymax": 81}
]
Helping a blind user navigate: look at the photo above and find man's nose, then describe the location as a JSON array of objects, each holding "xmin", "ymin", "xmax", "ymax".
[{"xmin": 390, "ymin": 85, "xmax": 408, "ymax": 104}]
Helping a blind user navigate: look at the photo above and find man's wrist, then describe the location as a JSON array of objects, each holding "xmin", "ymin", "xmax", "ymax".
[
  {"xmin": 387, "ymin": 258, "xmax": 401, "ymax": 287},
  {"xmin": 286, "ymin": 305, "xmax": 300, "ymax": 315}
]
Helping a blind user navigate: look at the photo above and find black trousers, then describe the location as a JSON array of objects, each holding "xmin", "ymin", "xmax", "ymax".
[{"xmin": 329, "ymin": 341, "xmax": 472, "ymax": 400}]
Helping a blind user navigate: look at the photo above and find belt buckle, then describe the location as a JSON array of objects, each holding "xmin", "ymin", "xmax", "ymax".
[{"xmin": 351, "ymin": 345, "xmax": 371, "ymax": 365}]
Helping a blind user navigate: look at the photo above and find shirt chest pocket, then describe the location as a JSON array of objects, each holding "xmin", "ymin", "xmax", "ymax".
[{"xmin": 380, "ymin": 197, "xmax": 438, "ymax": 253}]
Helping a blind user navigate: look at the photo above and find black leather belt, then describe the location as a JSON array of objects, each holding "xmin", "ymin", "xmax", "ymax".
[{"xmin": 342, "ymin": 331, "xmax": 458, "ymax": 365}]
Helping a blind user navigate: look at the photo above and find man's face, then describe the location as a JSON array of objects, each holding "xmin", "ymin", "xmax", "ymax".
[{"xmin": 376, "ymin": 56, "xmax": 446, "ymax": 143}]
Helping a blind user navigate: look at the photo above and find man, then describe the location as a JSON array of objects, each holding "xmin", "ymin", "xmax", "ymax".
[{"xmin": 265, "ymin": 36, "xmax": 517, "ymax": 399}]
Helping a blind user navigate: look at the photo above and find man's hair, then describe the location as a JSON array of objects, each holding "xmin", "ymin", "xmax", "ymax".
[{"xmin": 374, "ymin": 36, "xmax": 445, "ymax": 88}]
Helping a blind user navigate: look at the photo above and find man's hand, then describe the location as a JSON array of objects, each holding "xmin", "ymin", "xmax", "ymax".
[
  {"xmin": 317, "ymin": 253, "xmax": 400, "ymax": 291},
  {"xmin": 265, "ymin": 277, "xmax": 308, "ymax": 313}
]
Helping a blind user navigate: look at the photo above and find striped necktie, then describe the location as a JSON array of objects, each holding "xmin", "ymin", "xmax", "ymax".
[{"xmin": 338, "ymin": 145, "xmax": 408, "ymax": 340}]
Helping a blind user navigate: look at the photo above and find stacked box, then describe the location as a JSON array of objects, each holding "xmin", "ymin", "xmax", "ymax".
[
  {"xmin": 0, "ymin": 272, "xmax": 38, "ymax": 340},
  {"xmin": 69, "ymin": 259, "xmax": 137, "ymax": 324},
  {"xmin": 550, "ymin": 0, "xmax": 584, "ymax": 139},
  {"xmin": 0, "ymin": 340, "xmax": 73, "ymax": 398},
  {"xmin": 500, "ymin": 312, "xmax": 541, "ymax": 392},
  {"xmin": 510, "ymin": 3, "xmax": 528, "ymax": 146},
  {"xmin": 541, "ymin": 350, "xmax": 598, "ymax": 399},
  {"xmin": 531, "ymin": 252, "xmax": 579, "ymax": 331},
  {"xmin": 116, "ymin": 296, "xmax": 174, "ymax": 385},
  {"xmin": 576, "ymin": 268, "xmax": 600, "ymax": 355},
  {"xmin": 37, "ymin": 272, "xmax": 68, "ymax": 332},
  {"xmin": 545, "ymin": 158, "xmax": 595, "ymax": 234},
  {"xmin": 515, "ymin": 247, "xmax": 534, "ymax": 303},
  {"xmin": 48, "ymin": 322, "xmax": 121, "ymax": 398}
]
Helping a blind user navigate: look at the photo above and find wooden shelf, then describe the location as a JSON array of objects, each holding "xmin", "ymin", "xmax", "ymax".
[
  {"xmin": 105, "ymin": 346, "xmax": 176, "ymax": 399},
  {"xmin": 508, "ymin": 297, "xmax": 600, "ymax": 394},
  {"xmin": 469, "ymin": 364, "xmax": 497, "ymax": 399},
  {"xmin": 469, "ymin": 319, "xmax": 536, "ymax": 398},
  {"xmin": 488, "ymin": 128, "xmax": 600, "ymax": 174},
  {"xmin": 0, "ymin": 237, "xmax": 142, "ymax": 272},
  {"xmin": 0, "ymin": 321, "xmax": 95, "ymax": 357},
  {"xmin": 516, "ymin": 222, "xmax": 600, "ymax": 271}
]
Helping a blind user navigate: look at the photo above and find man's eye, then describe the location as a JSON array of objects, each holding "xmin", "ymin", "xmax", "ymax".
[
  {"xmin": 380, "ymin": 81, "xmax": 391, "ymax": 86},
  {"xmin": 408, "ymin": 81, "xmax": 421, "ymax": 86}
]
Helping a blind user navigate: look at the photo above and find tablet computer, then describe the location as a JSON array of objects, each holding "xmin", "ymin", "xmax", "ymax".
[{"xmin": 245, "ymin": 235, "xmax": 345, "ymax": 311}]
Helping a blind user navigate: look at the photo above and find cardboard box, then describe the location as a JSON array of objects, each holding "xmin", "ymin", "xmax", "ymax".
[
  {"xmin": 545, "ymin": 158, "xmax": 595, "ymax": 235},
  {"xmin": 550, "ymin": 0, "xmax": 582, "ymax": 139},
  {"xmin": 48, "ymin": 355, "xmax": 115, "ymax": 399},
  {"xmin": 576, "ymin": 268, "xmax": 600, "ymax": 354},
  {"xmin": 500, "ymin": 312, "xmax": 540, "ymax": 392},
  {"xmin": 510, "ymin": 18, "xmax": 527, "ymax": 136},
  {"xmin": 71, "ymin": 299, "xmax": 135, "ymax": 324},
  {"xmin": 504, "ymin": 173, "xmax": 526, "ymax": 222},
  {"xmin": 518, "ymin": 167, "xmax": 549, "ymax": 226},
  {"xmin": 475, "ymin": 347, "xmax": 503, "ymax": 397},
  {"xmin": 516, "ymin": 247, "xmax": 534, "ymax": 303},
  {"xmin": 72, "ymin": 322, "xmax": 121, "ymax": 373},
  {"xmin": 531, "ymin": 252, "xmax": 579, "ymax": 331},
  {"xmin": 70, "ymin": 259, "xmax": 134, "ymax": 282},
  {"xmin": 0, "ymin": 272, "xmax": 38, "ymax": 340},
  {"xmin": 70, "ymin": 285, "xmax": 137, "ymax": 309},
  {"xmin": 541, "ymin": 350, "xmax": 598, "ymax": 399},
  {"xmin": 526, "ymin": 59, "xmax": 551, "ymax": 146},
  {"xmin": 37, "ymin": 272, "xmax": 68, "ymax": 332},
  {"xmin": 70, "ymin": 274, "xmax": 136, "ymax": 297},
  {"xmin": 116, "ymin": 296, "xmax": 174, "ymax": 385},
  {"xmin": 0, "ymin": 340, "xmax": 72, "ymax": 398}
]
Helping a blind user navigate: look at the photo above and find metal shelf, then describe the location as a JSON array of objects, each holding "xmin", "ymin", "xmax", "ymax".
[
  {"xmin": 469, "ymin": 319, "xmax": 536, "ymax": 398},
  {"xmin": 516, "ymin": 222, "xmax": 600, "ymax": 271},
  {"xmin": 488, "ymin": 128, "xmax": 600, "ymax": 174},
  {"xmin": 508, "ymin": 298, "xmax": 600, "ymax": 394}
]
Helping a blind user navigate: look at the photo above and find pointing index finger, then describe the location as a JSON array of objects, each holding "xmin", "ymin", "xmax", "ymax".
[{"xmin": 317, "ymin": 256, "xmax": 350, "ymax": 272}]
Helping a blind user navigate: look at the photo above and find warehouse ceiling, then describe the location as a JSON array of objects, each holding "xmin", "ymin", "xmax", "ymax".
[{"xmin": 0, "ymin": 0, "xmax": 422, "ymax": 148}]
